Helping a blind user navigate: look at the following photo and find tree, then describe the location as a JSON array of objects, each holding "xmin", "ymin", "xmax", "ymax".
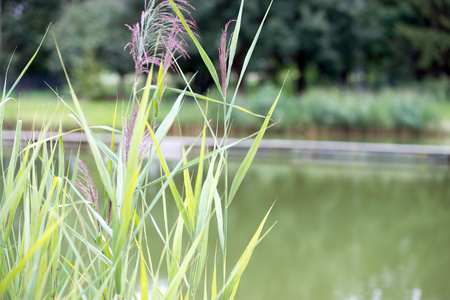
[
  {"xmin": 4, "ymin": 0, "xmax": 447, "ymax": 94},
  {"xmin": 188, "ymin": 0, "xmax": 389, "ymax": 92},
  {"xmin": 395, "ymin": 0, "xmax": 450, "ymax": 77},
  {"xmin": 0, "ymin": 0, "xmax": 62, "ymax": 85},
  {"xmin": 47, "ymin": 0, "xmax": 141, "ymax": 98}
]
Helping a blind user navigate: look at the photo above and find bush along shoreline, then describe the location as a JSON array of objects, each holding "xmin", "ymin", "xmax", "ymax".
[
  {"xmin": 0, "ymin": 0, "xmax": 280, "ymax": 299},
  {"xmin": 1, "ymin": 85, "xmax": 445, "ymax": 141},
  {"xmin": 168, "ymin": 87, "xmax": 444, "ymax": 140}
]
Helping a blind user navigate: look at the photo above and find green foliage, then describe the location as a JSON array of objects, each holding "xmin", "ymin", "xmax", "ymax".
[
  {"xmin": 395, "ymin": 0, "xmax": 450, "ymax": 73},
  {"xmin": 4, "ymin": 83, "xmax": 445, "ymax": 134},
  {"xmin": 0, "ymin": 1, "xmax": 278, "ymax": 299},
  {"xmin": 183, "ymin": 0, "xmax": 450, "ymax": 91},
  {"xmin": 297, "ymin": 88, "xmax": 440, "ymax": 131},
  {"xmin": 46, "ymin": 0, "xmax": 137, "ymax": 98},
  {"xmin": 239, "ymin": 85, "xmax": 441, "ymax": 132},
  {"xmin": 188, "ymin": 0, "xmax": 394, "ymax": 91},
  {"xmin": 0, "ymin": 0, "xmax": 61, "ymax": 76},
  {"xmin": 71, "ymin": 48, "xmax": 110, "ymax": 100},
  {"xmin": 2, "ymin": 0, "xmax": 450, "ymax": 93}
]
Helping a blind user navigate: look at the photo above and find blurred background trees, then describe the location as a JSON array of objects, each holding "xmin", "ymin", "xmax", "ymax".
[
  {"xmin": 395, "ymin": 0, "xmax": 450, "ymax": 77},
  {"xmin": 1, "ymin": 0, "xmax": 449, "ymax": 95},
  {"xmin": 0, "ymin": 0, "xmax": 62, "ymax": 86},
  {"xmin": 45, "ymin": 0, "xmax": 138, "ymax": 99}
]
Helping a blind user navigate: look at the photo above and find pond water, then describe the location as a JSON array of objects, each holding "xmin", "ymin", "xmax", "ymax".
[
  {"xmin": 226, "ymin": 159, "xmax": 450, "ymax": 300},
  {"xmin": 7, "ymin": 147, "xmax": 450, "ymax": 299},
  {"xmin": 71, "ymin": 152, "xmax": 450, "ymax": 299}
]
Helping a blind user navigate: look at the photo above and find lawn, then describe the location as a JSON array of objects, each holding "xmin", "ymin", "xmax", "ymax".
[
  {"xmin": 4, "ymin": 84, "xmax": 449, "ymax": 137},
  {"xmin": 3, "ymin": 89, "xmax": 211, "ymax": 131}
]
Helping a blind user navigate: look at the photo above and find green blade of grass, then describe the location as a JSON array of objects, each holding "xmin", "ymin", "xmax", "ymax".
[
  {"xmin": 0, "ymin": 127, "xmax": 48, "ymax": 228},
  {"xmin": 0, "ymin": 210, "xmax": 69, "ymax": 298},
  {"xmin": 226, "ymin": 0, "xmax": 244, "ymax": 90},
  {"xmin": 163, "ymin": 225, "xmax": 205, "ymax": 299},
  {"xmin": 227, "ymin": 0, "xmax": 273, "ymax": 121},
  {"xmin": 211, "ymin": 248, "xmax": 218, "ymax": 299},
  {"xmin": 168, "ymin": 0, "xmax": 222, "ymax": 95},
  {"xmin": 182, "ymin": 146, "xmax": 195, "ymax": 225},
  {"xmin": 213, "ymin": 190, "xmax": 225, "ymax": 253},
  {"xmin": 166, "ymin": 87, "xmax": 266, "ymax": 119},
  {"xmin": 194, "ymin": 124, "xmax": 207, "ymax": 223},
  {"xmin": 53, "ymin": 37, "xmax": 115, "ymax": 201},
  {"xmin": 169, "ymin": 216, "xmax": 184, "ymax": 282},
  {"xmin": 146, "ymin": 123, "xmax": 192, "ymax": 236},
  {"xmin": 140, "ymin": 130, "xmax": 262, "ymax": 190},
  {"xmin": 5, "ymin": 120, "xmax": 22, "ymax": 197},
  {"xmin": 221, "ymin": 203, "xmax": 274, "ymax": 299},
  {"xmin": 228, "ymin": 74, "xmax": 284, "ymax": 205},
  {"xmin": 129, "ymin": 138, "xmax": 197, "ymax": 247},
  {"xmin": 195, "ymin": 155, "xmax": 222, "ymax": 238},
  {"xmin": 3, "ymin": 25, "xmax": 51, "ymax": 102},
  {"xmin": 153, "ymin": 87, "xmax": 184, "ymax": 144},
  {"xmin": 139, "ymin": 241, "xmax": 149, "ymax": 300}
]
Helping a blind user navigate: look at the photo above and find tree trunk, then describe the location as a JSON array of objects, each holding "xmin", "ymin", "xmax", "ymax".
[
  {"xmin": 118, "ymin": 72, "xmax": 125, "ymax": 100},
  {"xmin": 340, "ymin": 70, "xmax": 349, "ymax": 87},
  {"xmin": 296, "ymin": 53, "xmax": 307, "ymax": 93}
]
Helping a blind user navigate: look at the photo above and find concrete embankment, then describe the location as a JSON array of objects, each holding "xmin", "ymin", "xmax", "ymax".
[{"xmin": 2, "ymin": 130, "xmax": 450, "ymax": 165}]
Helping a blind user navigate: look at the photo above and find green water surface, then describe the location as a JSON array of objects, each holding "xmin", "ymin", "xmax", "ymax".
[
  {"xmin": 227, "ymin": 161, "xmax": 450, "ymax": 300},
  {"xmin": 13, "ymin": 150, "xmax": 447, "ymax": 299}
]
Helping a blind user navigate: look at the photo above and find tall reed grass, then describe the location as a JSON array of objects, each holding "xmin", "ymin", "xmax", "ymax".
[{"xmin": 0, "ymin": 0, "xmax": 279, "ymax": 299}]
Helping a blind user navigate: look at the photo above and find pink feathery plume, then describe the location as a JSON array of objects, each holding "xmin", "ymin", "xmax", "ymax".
[
  {"xmin": 5, "ymin": 212, "xmax": 10, "ymax": 229},
  {"xmin": 76, "ymin": 159, "xmax": 99, "ymax": 212},
  {"xmin": 122, "ymin": 107, "xmax": 138, "ymax": 162},
  {"xmin": 125, "ymin": 0, "xmax": 197, "ymax": 80},
  {"xmin": 106, "ymin": 200, "xmax": 112, "ymax": 226},
  {"xmin": 161, "ymin": 22, "xmax": 188, "ymax": 74},
  {"xmin": 219, "ymin": 20, "xmax": 235, "ymax": 98},
  {"xmin": 122, "ymin": 107, "xmax": 154, "ymax": 162},
  {"xmin": 76, "ymin": 159, "xmax": 105, "ymax": 229}
]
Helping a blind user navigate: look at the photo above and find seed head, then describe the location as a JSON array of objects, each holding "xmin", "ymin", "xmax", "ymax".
[
  {"xmin": 219, "ymin": 20, "xmax": 235, "ymax": 98},
  {"xmin": 122, "ymin": 107, "xmax": 154, "ymax": 162},
  {"xmin": 125, "ymin": 0, "xmax": 197, "ymax": 80},
  {"xmin": 76, "ymin": 159, "xmax": 98, "ymax": 212}
]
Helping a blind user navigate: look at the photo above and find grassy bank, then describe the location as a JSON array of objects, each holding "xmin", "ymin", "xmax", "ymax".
[{"xmin": 7, "ymin": 84, "xmax": 448, "ymax": 137}]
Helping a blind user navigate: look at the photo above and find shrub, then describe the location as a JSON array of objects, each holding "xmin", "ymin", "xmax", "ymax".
[{"xmin": 269, "ymin": 87, "xmax": 442, "ymax": 132}]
